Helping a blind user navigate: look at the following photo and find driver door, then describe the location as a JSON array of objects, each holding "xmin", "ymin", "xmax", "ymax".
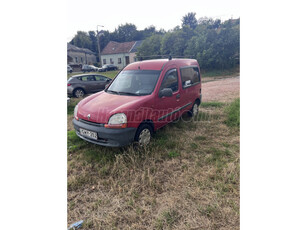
[{"xmin": 154, "ymin": 66, "xmax": 181, "ymax": 129}]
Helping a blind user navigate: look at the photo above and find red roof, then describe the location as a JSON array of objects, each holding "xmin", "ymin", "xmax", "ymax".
[{"xmin": 101, "ymin": 41, "xmax": 136, "ymax": 55}]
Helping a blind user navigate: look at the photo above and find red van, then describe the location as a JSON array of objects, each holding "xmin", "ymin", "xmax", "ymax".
[{"xmin": 73, "ymin": 58, "xmax": 202, "ymax": 147}]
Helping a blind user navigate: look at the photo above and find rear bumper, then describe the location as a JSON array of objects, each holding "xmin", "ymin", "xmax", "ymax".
[
  {"xmin": 73, "ymin": 118, "xmax": 137, "ymax": 147},
  {"xmin": 67, "ymin": 86, "xmax": 74, "ymax": 96}
]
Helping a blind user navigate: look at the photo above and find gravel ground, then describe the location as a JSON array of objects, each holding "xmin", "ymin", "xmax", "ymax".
[{"xmin": 202, "ymin": 76, "xmax": 240, "ymax": 102}]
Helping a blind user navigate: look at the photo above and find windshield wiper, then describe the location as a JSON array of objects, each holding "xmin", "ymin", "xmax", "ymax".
[
  {"xmin": 119, "ymin": 92, "xmax": 140, "ymax": 96},
  {"xmin": 107, "ymin": 90, "xmax": 120, "ymax": 95}
]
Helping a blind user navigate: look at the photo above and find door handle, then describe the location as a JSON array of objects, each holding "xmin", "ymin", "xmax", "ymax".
[{"xmin": 176, "ymin": 94, "xmax": 180, "ymax": 99}]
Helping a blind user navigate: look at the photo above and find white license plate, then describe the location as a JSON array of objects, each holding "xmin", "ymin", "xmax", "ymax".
[{"xmin": 79, "ymin": 128, "xmax": 98, "ymax": 140}]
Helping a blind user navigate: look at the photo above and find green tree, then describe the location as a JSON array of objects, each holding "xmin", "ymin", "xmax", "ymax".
[
  {"xmin": 70, "ymin": 31, "xmax": 92, "ymax": 50},
  {"xmin": 137, "ymin": 34, "xmax": 163, "ymax": 59},
  {"xmin": 160, "ymin": 26, "xmax": 194, "ymax": 57},
  {"xmin": 88, "ymin": 31, "xmax": 97, "ymax": 53},
  {"xmin": 69, "ymin": 16, "xmax": 240, "ymax": 72},
  {"xmin": 182, "ymin": 12, "xmax": 198, "ymax": 29},
  {"xmin": 113, "ymin": 23, "xmax": 138, "ymax": 42}
]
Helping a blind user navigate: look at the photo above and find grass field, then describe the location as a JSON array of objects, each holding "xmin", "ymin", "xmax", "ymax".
[{"xmin": 67, "ymin": 97, "xmax": 240, "ymax": 229}]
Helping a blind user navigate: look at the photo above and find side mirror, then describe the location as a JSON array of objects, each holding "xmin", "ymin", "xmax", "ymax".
[{"xmin": 159, "ymin": 88, "xmax": 173, "ymax": 98}]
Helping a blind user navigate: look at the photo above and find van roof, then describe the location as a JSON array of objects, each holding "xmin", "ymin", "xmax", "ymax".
[{"xmin": 124, "ymin": 58, "xmax": 198, "ymax": 71}]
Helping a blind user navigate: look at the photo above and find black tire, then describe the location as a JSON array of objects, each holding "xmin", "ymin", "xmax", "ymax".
[
  {"xmin": 73, "ymin": 88, "xmax": 85, "ymax": 98},
  {"xmin": 188, "ymin": 101, "xmax": 199, "ymax": 117},
  {"xmin": 134, "ymin": 124, "xmax": 153, "ymax": 146}
]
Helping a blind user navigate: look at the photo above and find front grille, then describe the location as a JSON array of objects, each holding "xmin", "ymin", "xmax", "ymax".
[{"xmin": 79, "ymin": 119, "xmax": 105, "ymax": 127}]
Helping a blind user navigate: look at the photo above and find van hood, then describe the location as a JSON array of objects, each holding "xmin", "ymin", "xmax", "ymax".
[{"xmin": 77, "ymin": 91, "xmax": 148, "ymax": 124}]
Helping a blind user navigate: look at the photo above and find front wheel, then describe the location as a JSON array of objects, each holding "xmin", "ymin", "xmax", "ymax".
[{"xmin": 135, "ymin": 124, "xmax": 153, "ymax": 146}]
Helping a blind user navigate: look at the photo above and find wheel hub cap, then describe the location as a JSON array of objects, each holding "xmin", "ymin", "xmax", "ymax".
[{"xmin": 139, "ymin": 129, "xmax": 151, "ymax": 145}]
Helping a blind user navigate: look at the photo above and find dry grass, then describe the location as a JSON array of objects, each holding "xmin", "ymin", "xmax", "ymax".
[{"xmin": 67, "ymin": 100, "xmax": 240, "ymax": 229}]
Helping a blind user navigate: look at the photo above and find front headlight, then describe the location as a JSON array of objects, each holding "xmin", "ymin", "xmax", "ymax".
[
  {"xmin": 105, "ymin": 113, "xmax": 127, "ymax": 128},
  {"xmin": 74, "ymin": 105, "xmax": 78, "ymax": 120},
  {"xmin": 108, "ymin": 113, "xmax": 127, "ymax": 125}
]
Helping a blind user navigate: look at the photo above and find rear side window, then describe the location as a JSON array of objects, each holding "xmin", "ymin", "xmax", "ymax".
[
  {"xmin": 81, "ymin": 76, "xmax": 95, "ymax": 81},
  {"xmin": 160, "ymin": 69, "xmax": 178, "ymax": 92},
  {"xmin": 180, "ymin": 66, "xmax": 200, "ymax": 89},
  {"xmin": 95, "ymin": 75, "xmax": 107, "ymax": 81}
]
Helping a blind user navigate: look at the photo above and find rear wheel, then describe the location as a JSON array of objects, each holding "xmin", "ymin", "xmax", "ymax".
[
  {"xmin": 189, "ymin": 102, "xmax": 199, "ymax": 117},
  {"xmin": 135, "ymin": 124, "xmax": 153, "ymax": 146},
  {"xmin": 74, "ymin": 88, "xmax": 85, "ymax": 98}
]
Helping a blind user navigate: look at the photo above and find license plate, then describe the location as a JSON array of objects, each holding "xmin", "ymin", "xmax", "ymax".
[{"xmin": 79, "ymin": 128, "xmax": 98, "ymax": 140}]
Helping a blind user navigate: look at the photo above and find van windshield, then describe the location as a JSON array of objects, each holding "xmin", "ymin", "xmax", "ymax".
[{"xmin": 106, "ymin": 70, "xmax": 160, "ymax": 96}]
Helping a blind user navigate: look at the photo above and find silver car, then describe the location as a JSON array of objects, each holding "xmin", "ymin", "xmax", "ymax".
[
  {"xmin": 67, "ymin": 65, "xmax": 73, "ymax": 73},
  {"xmin": 81, "ymin": 64, "xmax": 98, "ymax": 72},
  {"xmin": 67, "ymin": 74, "xmax": 112, "ymax": 98}
]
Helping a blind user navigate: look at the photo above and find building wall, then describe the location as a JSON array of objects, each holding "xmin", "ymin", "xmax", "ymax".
[
  {"xmin": 68, "ymin": 51, "xmax": 96, "ymax": 65},
  {"xmin": 101, "ymin": 53, "xmax": 141, "ymax": 69},
  {"xmin": 129, "ymin": 52, "xmax": 138, "ymax": 64},
  {"xmin": 101, "ymin": 53, "xmax": 130, "ymax": 69}
]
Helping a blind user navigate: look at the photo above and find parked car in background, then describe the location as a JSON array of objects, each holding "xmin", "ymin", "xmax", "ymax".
[
  {"xmin": 82, "ymin": 64, "xmax": 98, "ymax": 72},
  {"xmin": 67, "ymin": 65, "xmax": 73, "ymax": 73},
  {"xmin": 98, "ymin": 64, "xmax": 118, "ymax": 72},
  {"xmin": 67, "ymin": 74, "xmax": 112, "ymax": 98},
  {"xmin": 73, "ymin": 58, "xmax": 202, "ymax": 147}
]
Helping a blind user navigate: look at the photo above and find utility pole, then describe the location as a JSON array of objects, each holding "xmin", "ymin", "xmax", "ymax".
[{"xmin": 97, "ymin": 25, "xmax": 104, "ymax": 67}]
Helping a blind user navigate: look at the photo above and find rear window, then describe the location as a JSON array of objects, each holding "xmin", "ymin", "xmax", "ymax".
[{"xmin": 180, "ymin": 66, "xmax": 200, "ymax": 88}]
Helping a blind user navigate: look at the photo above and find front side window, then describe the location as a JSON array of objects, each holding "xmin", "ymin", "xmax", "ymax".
[
  {"xmin": 180, "ymin": 66, "xmax": 200, "ymax": 88},
  {"xmin": 160, "ymin": 69, "xmax": 178, "ymax": 93},
  {"xmin": 107, "ymin": 70, "xmax": 160, "ymax": 96}
]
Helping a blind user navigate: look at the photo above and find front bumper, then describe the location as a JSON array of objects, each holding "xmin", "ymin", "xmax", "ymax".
[{"xmin": 73, "ymin": 118, "xmax": 137, "ymax": 147}]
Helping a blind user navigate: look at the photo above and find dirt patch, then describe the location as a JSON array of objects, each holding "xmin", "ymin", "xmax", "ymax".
[{"xmin": 202, "ymin": 76, "xmax": 240, "ymax": 103}]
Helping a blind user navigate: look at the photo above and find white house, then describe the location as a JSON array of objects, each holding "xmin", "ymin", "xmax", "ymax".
[{"xmin": 100, "ymin": 40, "xmax": 143, "ymax": 69}]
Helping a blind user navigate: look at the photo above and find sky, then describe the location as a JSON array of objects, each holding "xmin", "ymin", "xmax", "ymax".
[{"xmin": 67, "ymin": 0, "xmax": 239, "ymax": 42}]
